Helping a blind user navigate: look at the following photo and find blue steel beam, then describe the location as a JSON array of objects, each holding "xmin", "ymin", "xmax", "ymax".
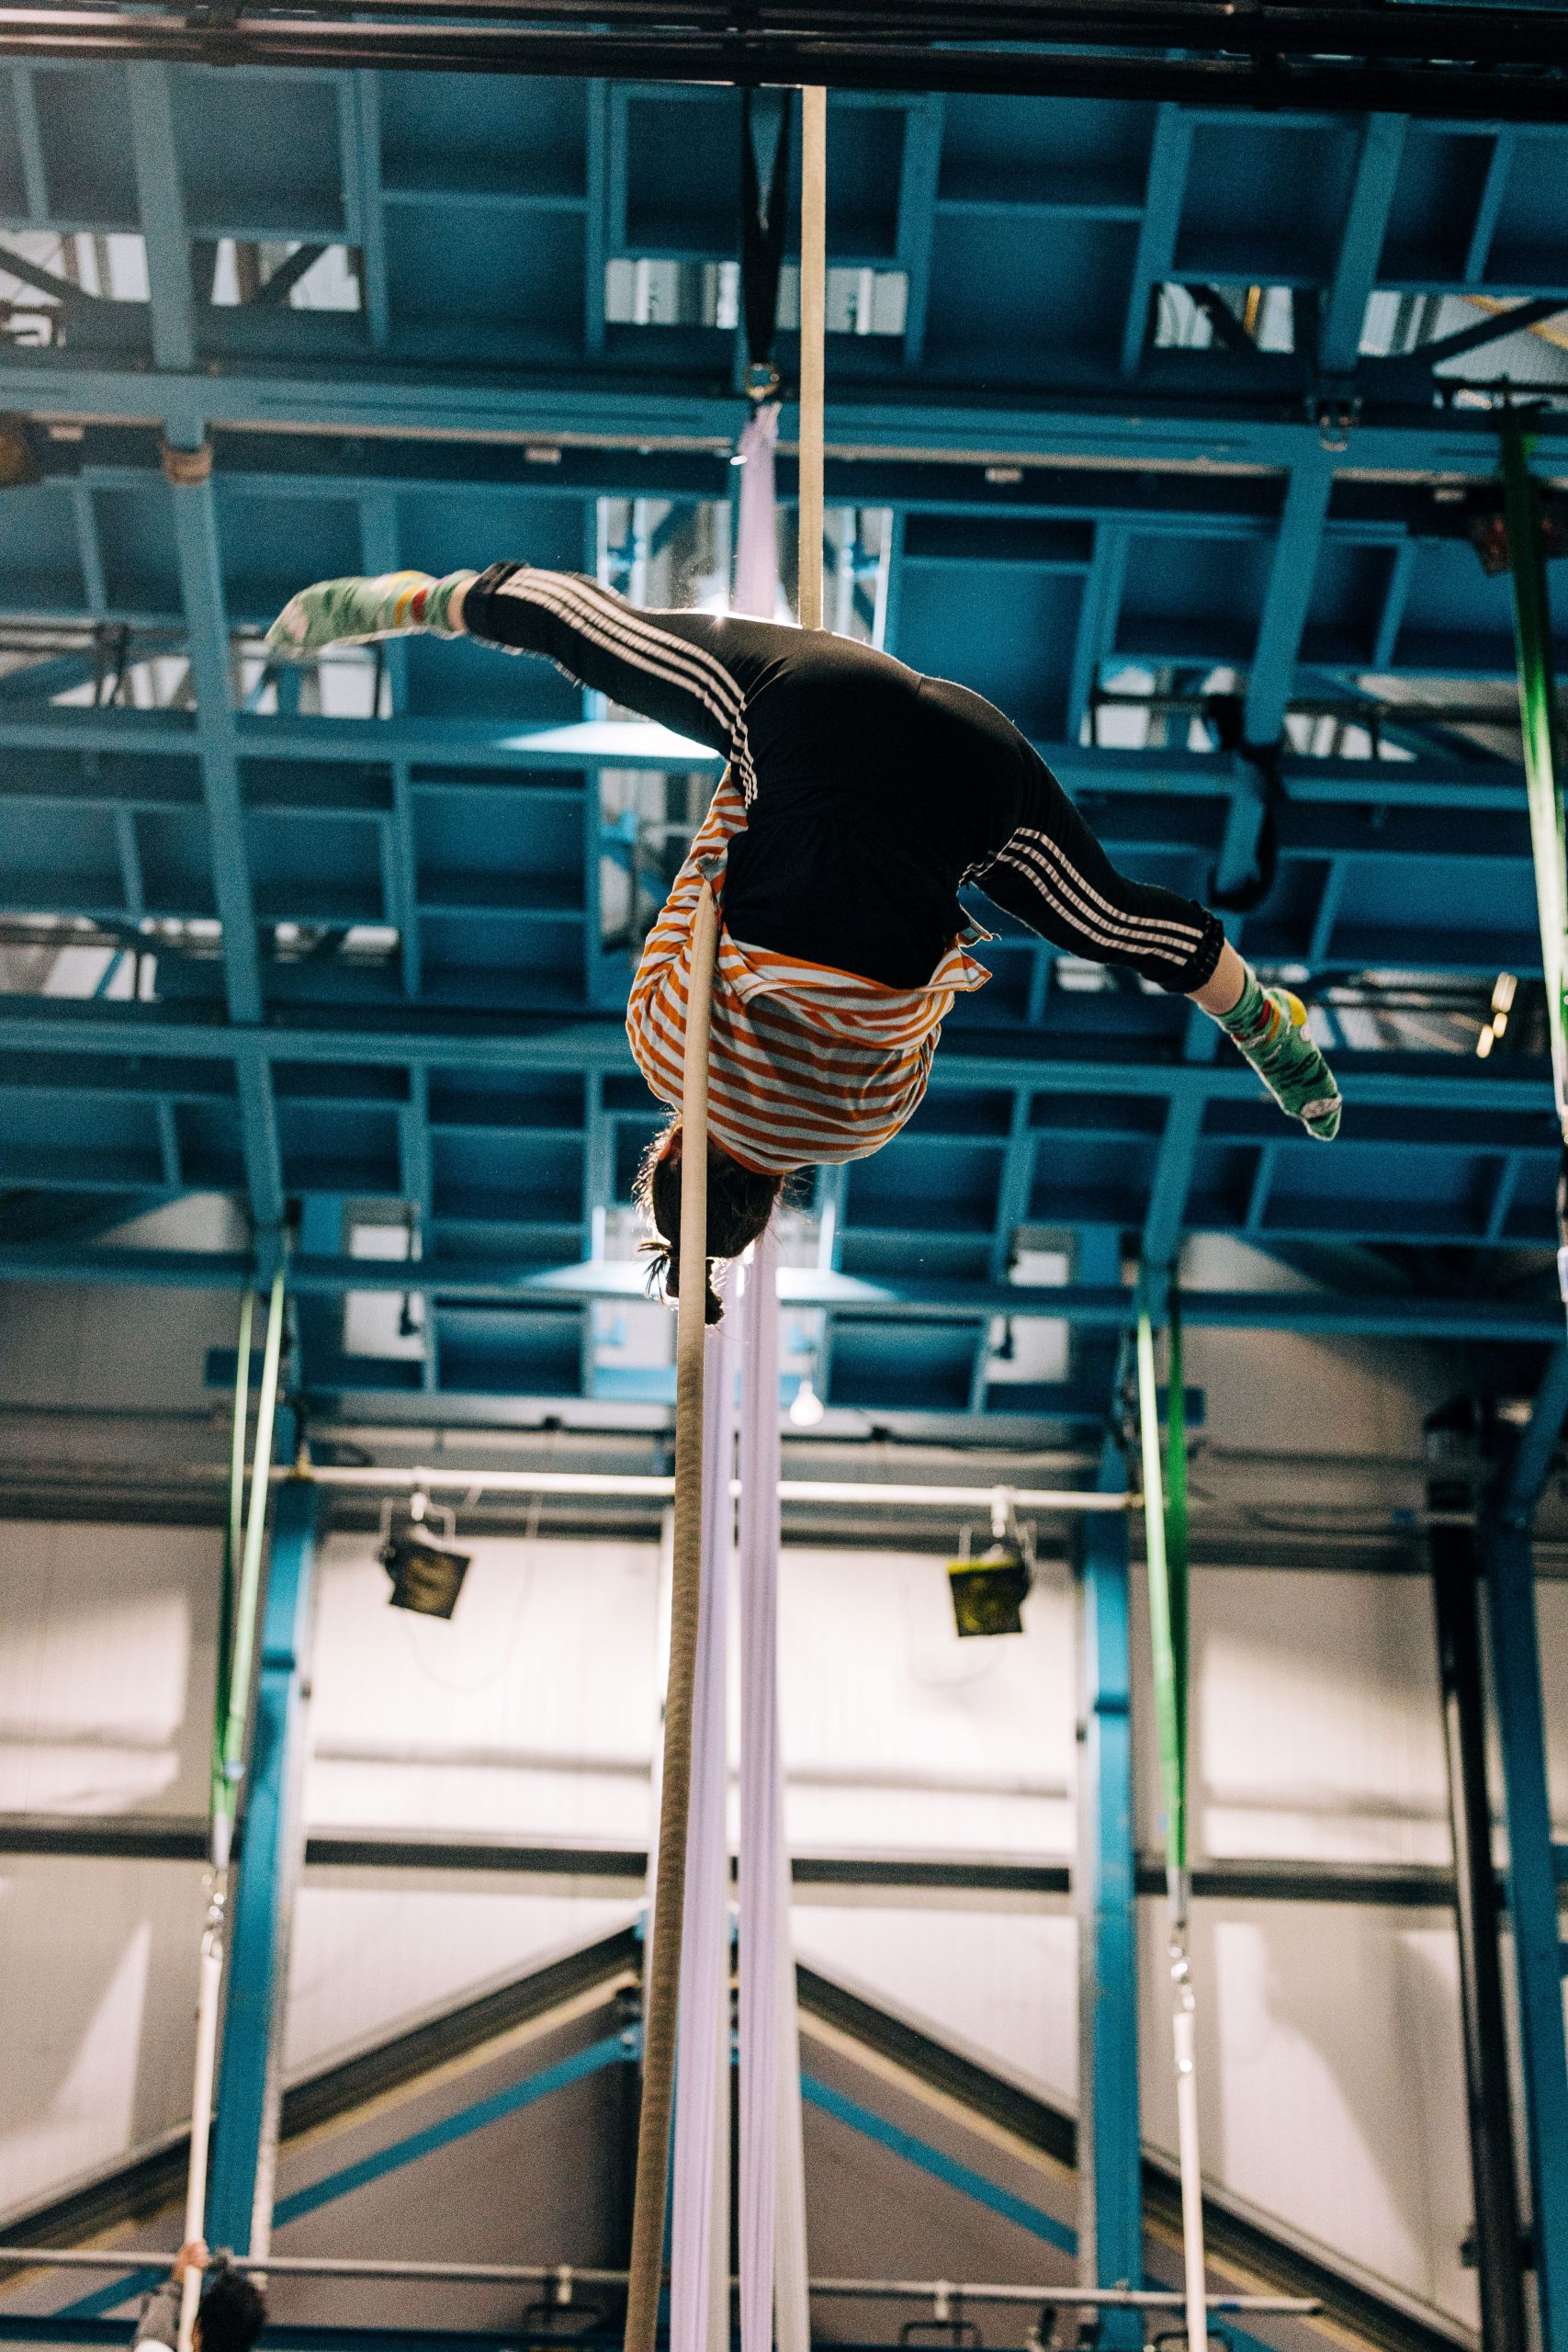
[
  {"xmin": 208, "ymin": 1478, "xmax": 322, "ymax": 2256},
  {"xmin": 125, "ymin": 62, "xmax": 196, "ymax": 374},
  {"xmin": 0, "ymin": 706, "xmax": 1533, "ymax": 812},
  {"xmin": 1318, "ymin": 115, "xmax": 1406, "ymax": 374},
  {"xmin": 0, "ymin": 1002, "xmax": 1551, "ymax": 1115},
  {"xmin": 6, "ymin": 361, "xmax": 1568, "ymax": 480},
  {"xmin": 1076, "ymin": 1403, "xmax": 1143, "ymax": 2330},
  {"xmin": 1488, "ymin": 1344, "xmax": 1568, "ymax": 2352},
  {"xmin": 0, "ymin": 1245, "xmax": 1562, "ymax": 1343},
  {"xmin": 1120, "ymin": 107, "xmax": 1191, "ymax": 379},
  {"xmin": 164, "ymin": 472, "xmax": 265, "ymax": 1024},
  {"xmin": 895, "ymin": 93, "xmax": 944, "ymax": 371}
]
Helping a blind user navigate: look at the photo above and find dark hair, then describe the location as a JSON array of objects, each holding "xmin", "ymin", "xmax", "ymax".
[
  {"xmin": 196, "ymin": 2266, "xmax": 266, "ymax": 2352},
  {"xmin": 634, "ymin": 1119, "xmax": 786, "ymax": 1323}
]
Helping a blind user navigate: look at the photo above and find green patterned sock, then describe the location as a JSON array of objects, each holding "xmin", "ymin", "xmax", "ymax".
[
  {"xmin": 1218, "ymin": 964, "xmax": 1342, "ymax": 1141},
  {"xmin": 266, "ymin": 570, "xmax": 478, "ymax": 657}
]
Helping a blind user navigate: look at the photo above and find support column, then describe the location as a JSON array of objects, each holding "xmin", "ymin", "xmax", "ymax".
[
  {"xmin": 1428, "ymin": 1449, "xmax": 1528, "ymax": 2352},
  {"xmin": 1488, "ymin": 1346, "xmax": 1568, "ymax": 2352},
  {"xmin": 1076, "ymin": 1428, "xmax": 1142, "ymax": 2341},
  {"xmin": 207, "ymin": 1477, "xmax": 321, "ymax": 2256}
]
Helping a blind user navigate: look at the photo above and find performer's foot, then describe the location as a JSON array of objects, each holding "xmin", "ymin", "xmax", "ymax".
[
  {"xmin": 266, "ymin": 571, "xmax": 475, "ymax": 656},
  {"xmin": 1219, "ymin": 968, "xmax": 1342, "ymax": 1140}
]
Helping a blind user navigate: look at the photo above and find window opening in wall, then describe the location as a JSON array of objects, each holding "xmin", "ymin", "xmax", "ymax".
[
  {"xmin": 605, "ymin": 256, "xmax": 907, "ymax": 337},
  {"xmin": 1153, "ymin": 282, "xmax": 1295, "ymax": 353},
  {"xmin": 233, "ymin": 636, "xmax": 391, "ymax": 719},
  {"xmin": 0, "ymin": 232, "xmax": 149, "ymax": 345},
  {"xmin": 202, "ymin": 240, "xmax": 363, "ymax": 312},
  {"xmin": 1359, "ymin": 288, "xmax": 1568, "ymax": 387},
  {"xmin": 590, "ymin": 1199, "xmax": 825, "ymax": 1398},
  {"xmin": 344, "ymin": 1204, "xmax": 428, "ymax": 1365}
]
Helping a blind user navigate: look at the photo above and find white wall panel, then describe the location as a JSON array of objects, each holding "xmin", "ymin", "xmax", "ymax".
[
  {"xmin": 790, "ymin": 1893, "xmax": 1079, "ymax": 2109},
  {"xmin": 0, "ymin": 1521, "xmax": 217, "ymax": 1815},
  {"xmin": 304, "ymin": 1533, "xmax": 660, "ymax": 1844},
  {"xmin": 1142, "ymin": 1567, "xmax": 1450, "ymax": 1867},
  {"xmin": 1137, "ymin": 1900, "xmax": 1474, "ymax": 2330},
  {"xmin": 775, "ymin": 1547, "xmax": 1077, "ymax": 1858},
  {"xmin": 0, "ymin": 1857, "xmax": 206, "ymax": 2223},
  {"xmin": 283, "ymin": 1877, "xmax": 638, "ymax": 2079}
]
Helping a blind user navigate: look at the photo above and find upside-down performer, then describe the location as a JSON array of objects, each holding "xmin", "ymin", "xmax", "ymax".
[{"xmin": 269, "ymin": 567, "xmax": 1340, "ymax": 1315}]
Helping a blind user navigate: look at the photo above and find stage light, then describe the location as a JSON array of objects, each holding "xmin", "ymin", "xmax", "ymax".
[
  {"xmin": 378, "ymin": 1488, "xmax": 469, "ymax": 1618},
  {"xmin": 380, "ymin": 1530, "xmax": 471, "ymax": 1619},
  {"xmin": 946, "ymin": 1539, "xmax": 1032, "ymax": 1638}
]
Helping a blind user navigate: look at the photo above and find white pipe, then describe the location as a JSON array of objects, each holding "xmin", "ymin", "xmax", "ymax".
[
  {"xmin": 175, "ymin": 1906, "xmax": 225, "ymax": 2352},
  {"xmin": 0, "ymin": 2249, "xmax": 1316, "ymax": 2311},
  {"xmin": 1172, "ymin": 1964, "xmax": 1207, "ymax": 2352},
  {"xmin": 304, "ymin": 1465, "xmax": 1129, "ymax": 1513}
]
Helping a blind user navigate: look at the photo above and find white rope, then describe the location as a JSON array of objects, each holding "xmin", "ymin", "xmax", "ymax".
[
  {"xmin": 739, "ymin": 1227, "xmax": 811, "ymax": 2352},
  {"xmin": 734, "ymin": 401, "xmax": 782, "ymax": 622}
]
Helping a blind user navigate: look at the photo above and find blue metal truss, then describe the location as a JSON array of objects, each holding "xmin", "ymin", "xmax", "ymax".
[{"xmin": 1, "ymin": 64, "xmax": 1565, "ymax": 1423}]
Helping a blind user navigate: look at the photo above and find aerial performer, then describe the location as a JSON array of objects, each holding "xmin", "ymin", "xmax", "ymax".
[{"xmin": 268, "ymin": 565, "xmax": 1341, "ymax": 1312}]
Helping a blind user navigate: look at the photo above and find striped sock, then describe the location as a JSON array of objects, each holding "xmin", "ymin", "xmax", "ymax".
[
  {"xmin": 266, "ymin": 570, "xmax": 478, "ymax": 655},
  {"xmin": 1219, "ymin": 965, "xmax": 1342, "ymax": 1141}
]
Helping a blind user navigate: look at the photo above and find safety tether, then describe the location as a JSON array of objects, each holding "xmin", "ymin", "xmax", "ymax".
[
  {"xmin": 1135, "ymin": 1272, "xmax": 1206, "ymax": 2352},
  {"xmin": 1498, "ymin": 416, "xmax": 1568, "ymax": 1306},
  {"xmin": 177, "ymin": 1250, "xmax": 289, "ymax": 2352}
]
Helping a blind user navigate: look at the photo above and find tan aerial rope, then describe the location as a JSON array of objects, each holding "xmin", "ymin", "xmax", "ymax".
[
  {"xmin": 624, "ymin": 880, "xmax": 722, "ymax": 2352},
  {"xmin": 797, "ymin": 86, "xmax": 827, "ymax": 635}
]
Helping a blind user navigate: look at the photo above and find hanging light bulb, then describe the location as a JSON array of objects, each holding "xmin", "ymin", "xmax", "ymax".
[{"xmin": 789, "ymin": 1374, "xmax": 825, "ymax": 1428}]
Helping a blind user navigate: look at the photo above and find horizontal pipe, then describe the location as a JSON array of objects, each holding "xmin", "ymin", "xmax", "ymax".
[
  {"xmin": 307, "ymin": 1464, "xmax": 1130, "ymax": 1513},
  {"xmin": 0, "ymin": 7, "xmax": 1562, "ymax": 120},
  {"xmin": 0, "ymin": 2247, "xmax": 1314, "ymax": 2312}
]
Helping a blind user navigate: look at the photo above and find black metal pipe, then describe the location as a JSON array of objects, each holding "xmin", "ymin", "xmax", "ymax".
[
  {"xmin": 1429, "ymin": 1479, "xmax": 1528, "ymax": 2352},
  {"xmin": 1, "ymin": 6, "xmax": 1568, "ymax": 119}
]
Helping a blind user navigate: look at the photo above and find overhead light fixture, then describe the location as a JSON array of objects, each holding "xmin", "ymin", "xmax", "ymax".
[
  {"xmin": 0, "ymin": 414, "xmax": 39, "ymax": 487},
  {"xmin": 788, "ymin": 1374, "xmax": 825, "ymax": 1429},
  {"xmin": 378, "ymin": 1488, "xmax": 470, "ymax": 1619},
  {"xmin": 947, "ymin": 1493, "xmax": 1033, "ymax": 1637},
  {"xmin": 947, "ymin": 1541, "xmax": 1031, "ymax": 1638}
]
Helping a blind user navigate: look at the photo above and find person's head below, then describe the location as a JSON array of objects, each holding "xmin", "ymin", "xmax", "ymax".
[
  {"xmin": 635, "ymin": 1119, "xmax": 787, "ymax": 1322},
  {"xmin": 195, "ymin": 2266, "xmax": 266, "ymax": 2352}
]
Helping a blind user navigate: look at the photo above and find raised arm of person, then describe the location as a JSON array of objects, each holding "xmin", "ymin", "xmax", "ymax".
[{"xmin": 132, "ymin": 2241, "xmax": 206, "ymax": 2352}]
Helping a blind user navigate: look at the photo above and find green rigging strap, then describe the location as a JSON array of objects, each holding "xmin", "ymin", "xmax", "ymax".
[
  {"xmin": 1500, "ymin": 420, "xmax": 1568, "ymax": 1137},
  {"xmin": 1164, "ymin": 1281, "xmax": 1190, "ymax": 1807},
  {"xmin": 212, "ymin": 1285, "xmax": 254, "ymax": 1824},
  {"xmin": 1135, "ymin": 1289, "xmax": 1188, "ymax": 1894},
  {"xmin": 214, "ymin": 1254, "xmax": 288, "ymax": 1848}
]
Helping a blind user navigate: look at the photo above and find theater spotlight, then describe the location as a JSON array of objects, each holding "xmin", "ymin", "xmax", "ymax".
[
  {"xmin": 947, "ymin": 1494, "xmax": 1033, "ymax": 1638},
  {"xmin": 378, "ymin": 1488, "xmax": 470, "ymax": 1620}
]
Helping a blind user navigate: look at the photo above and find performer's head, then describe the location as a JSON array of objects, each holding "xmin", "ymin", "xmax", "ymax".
[
  {"xmin": 636, "ymin": 1118, "xmax": 784, "ymax": 1323},
  {"xmin": 194, "ymin": 2266, "xmax": 266, "ymax": 2352}
]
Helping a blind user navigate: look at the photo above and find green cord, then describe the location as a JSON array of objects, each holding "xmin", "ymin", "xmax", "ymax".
[
  {"xmin": 216, "ymin": 1253, "xmax": 288, "ymax": 1838},
  {"xmin": 211, "ymin": 1286, "xmax": 254, "ymax": 1828},
  {"xmin": 1133, "ymin": 1288, "xmax": 1184, "ymax": 1891},
  {"xmin": 1501, "ymin": 418, "xmax": 1568, "ymax": 1136},
  {"xmin": 1165, "ymin": 1280, "xmax": 1190, "ymax": 1810}
]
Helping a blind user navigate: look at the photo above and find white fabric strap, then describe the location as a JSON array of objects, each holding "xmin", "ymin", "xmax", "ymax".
[
  {"xmin": 739, "ymin": 1226, "xmax": 811, "ymax": 2352},
  {"xmin": 670, "ymin": 1320, "xmax": 736, "ymax": 2352},
  {"xmin": 733, "ymin": 403, "xmax": 782, "ymax": 623}
]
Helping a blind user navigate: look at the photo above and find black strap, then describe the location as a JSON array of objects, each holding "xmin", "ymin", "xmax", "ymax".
[
  {"xmin": 1206, "ymin": 690, "xmax": 1282, "ymax": 915},
  {"xmin": 740, "ymin": 88, "xmax": 794, "ymax": 393}
]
